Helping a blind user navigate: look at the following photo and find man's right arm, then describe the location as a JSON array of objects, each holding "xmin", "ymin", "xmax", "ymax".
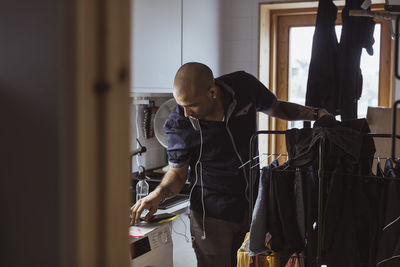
[{"xmin": 130, "ymin": 164, "xmax": 189, "ymax": 224}]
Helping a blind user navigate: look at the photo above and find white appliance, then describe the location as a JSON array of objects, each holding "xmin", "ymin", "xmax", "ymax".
[{"xmin": 129, "ymin": 222, "xmax": 173, "ymax": 267}]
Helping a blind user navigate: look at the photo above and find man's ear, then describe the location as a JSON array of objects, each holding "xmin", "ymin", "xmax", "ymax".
[{"xmin": 208, "ymin": 86, "xmax": 217, "ymax": 99}]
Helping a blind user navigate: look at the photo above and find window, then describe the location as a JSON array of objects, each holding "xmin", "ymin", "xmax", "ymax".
[
  {"xmin": 259, "ymin": 3, "xmax": 394, "ymax": 157},
  {"xmin": 288, "ymin": 24, "xmax": 382, "ymax": 129}
]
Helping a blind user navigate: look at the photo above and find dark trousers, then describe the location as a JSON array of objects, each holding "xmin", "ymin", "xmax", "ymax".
[{"xmin": 190, "ymin": 209, "xmax": 249, "ymax": 267}]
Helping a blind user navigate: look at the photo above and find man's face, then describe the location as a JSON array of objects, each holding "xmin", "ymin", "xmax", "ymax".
[{"xmin": 173, "ymin": 88, "xmax": 214, "ymax": 120}]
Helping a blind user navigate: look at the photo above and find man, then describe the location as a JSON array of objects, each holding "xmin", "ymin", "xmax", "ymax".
[{"xmin": 130, "ymin": 62, "xmax": 329, "ymax": 267}]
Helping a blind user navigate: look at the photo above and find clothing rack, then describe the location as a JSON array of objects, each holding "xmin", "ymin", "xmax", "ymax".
[{"xmin": 248, "ymin": 107, "xmax": 400, "ymax": 266}]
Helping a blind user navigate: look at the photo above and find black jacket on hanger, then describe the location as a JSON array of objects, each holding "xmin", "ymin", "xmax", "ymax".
[
  {"xmin": 376, "ymin": 159, "xmax": 400, "ymax": 267},
  {"xmin": 286, "ymin": 115, "xmax": 376, "ymax": 266}
]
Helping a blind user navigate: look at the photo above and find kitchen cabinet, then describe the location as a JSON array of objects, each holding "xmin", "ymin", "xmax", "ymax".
[
  {"xmin": 131, "ymin": 0, "xmax": 182, "ymax": 93},
  {"xmin": 182, "ymin": 0, "xmax": 220, "ymax": 76},
  {"xmin": 131, "ymin": 0, "xmax": 221, "ymax": 94}
]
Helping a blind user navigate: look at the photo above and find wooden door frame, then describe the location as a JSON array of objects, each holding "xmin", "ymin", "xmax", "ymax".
[{"xmin": 61, "ymin": 0, "xmax": 131, "ymax": 266}]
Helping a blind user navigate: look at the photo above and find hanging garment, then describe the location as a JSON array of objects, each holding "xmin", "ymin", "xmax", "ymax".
[
  {"xmin": 305, "ymin": 0, "xmax": 375, "ymax": 119},
  {"xmin": 249, "ymin": 159, "xmax": 280, "ymax": 256},
  {"xmin": 376, "ymin": 159, "xmax": 400, "ymax": 267},
  {"xmin": 237, "ymin": 232, "xmax": 253, "ymax": 267},
  {"xmin": 285, "ymin": 116, "xmax": 371, "ymax": 168},
  {"xmin": 249, "ymin": 159, "xmax": 317, "ymax": 267},
  {"xmin": 294, "ymin": 168, "xmax": 306, "ymax": 245},
  {"xmin": 368, "ymin": 160, "xmax": 385, "ymax": 267},
  {"xmin": 301, "ymin": 165, "xmax": 318, "ymax": 267},
  {"xmin": 305, "ymin": 0, "xmax": 340, "ymax": 115},
  {"xmin": 324, "ymin": 173, "xmax": 378, "ymax": 267},
  {"xmin": 268, "ymin": 167, "xmax": 305, "ymax": 255},
  {"xmin": 319, "ymin": 119, "xmax": 375, "ymax": 267},
  {"xmin": 253, "ymin": 253, "xmax": 281, "ymax": 267},
  {"xmin": 338, "ymin": 0, "xmax": 375, "ymax": 120},
  {"xmin": 376, "ymin": 160, "xmax": 384, "ymax": 177},
  {"xmin": 238, "ymin": 232, "xmax": 279, "ymax": 267},
  {"xmin": 286, "ymin": 115, "xmax": 376, "ymax": 267},
  {"xmin": 284, "ymin": 253, "xmax": 305, "ymax": 267},
  {"xmin": 376, "ymin": 160, "xmax": 387, "ymax": 231}
]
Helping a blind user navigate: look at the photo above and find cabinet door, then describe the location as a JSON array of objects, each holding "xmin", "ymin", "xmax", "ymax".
[
  {"xmin": 182, "ymin": 0, "xmax": 220, "ymax": 77},
  {"xmin": 131, "ymin": 0, "xmax": 181, "ymax": 93}
]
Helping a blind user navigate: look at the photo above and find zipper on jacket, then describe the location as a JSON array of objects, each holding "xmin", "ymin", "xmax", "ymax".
[{"xmin": 225, "ymin": 99, "xmax": 249, "ymax": 201}]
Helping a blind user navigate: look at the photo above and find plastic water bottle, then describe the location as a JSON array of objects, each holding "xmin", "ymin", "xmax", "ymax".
[
  {"xmin": 136, "ymin": 165, "xmax": 149, "ymax": 203},
  {"xmin": 135, "ymin": 179, "xmax": 149, "ymax": 202}
]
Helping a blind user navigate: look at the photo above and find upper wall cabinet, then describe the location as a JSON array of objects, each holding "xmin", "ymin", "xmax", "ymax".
[
  {"xmin": 131, "ymin": 0, "xmax": 181, "ymax": 93},
  {"xmin": 131, "ymin": 0, "xmax": 221, "ymax": 94},
  {"xmin": 182, "ymin": 0, "xmax": 220, "ymax": 77}
]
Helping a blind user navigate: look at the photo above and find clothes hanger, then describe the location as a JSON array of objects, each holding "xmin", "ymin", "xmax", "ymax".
[
  {"xmin": 239, "ymin": 153, "xmax": 288, "ymax": 169},
  {"xmin": 250, "ymin": 154, "xmax": 274, "ymax": 169}
]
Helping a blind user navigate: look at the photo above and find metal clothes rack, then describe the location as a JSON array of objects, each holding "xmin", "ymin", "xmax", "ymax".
[{"xmin": 247, "ymin": 102, "xmax": 400, "ymax": 266}]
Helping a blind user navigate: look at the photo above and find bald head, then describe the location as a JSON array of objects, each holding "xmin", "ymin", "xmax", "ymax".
[{"xmin": 173, "ymin": 62, "xmax": 214, "ymax": 98}]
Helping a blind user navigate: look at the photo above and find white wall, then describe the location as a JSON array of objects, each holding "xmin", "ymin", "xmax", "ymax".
[
  {"xmin": 219, "ymin": 0, "xmax": 299, "ymax": 77},
  {"xmin": 183, "ymin": 0, "xmax": 223, "ymax": 77},
  {"xmin": 220, "ymin": 0, "xmax": 260, "ymax": 76}
]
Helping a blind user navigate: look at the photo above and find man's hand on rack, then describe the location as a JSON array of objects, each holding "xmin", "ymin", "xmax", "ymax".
[
  {"xmin": 130, "ymin": 190, "xmax": 162, "ymax": 225},
  {"xmin": 317, "ymin": 108, "xmax": 333, "ymax": 120},
  {"xmin": 264, "ymin": 100, "xmax": 334, "ymax": 121}
]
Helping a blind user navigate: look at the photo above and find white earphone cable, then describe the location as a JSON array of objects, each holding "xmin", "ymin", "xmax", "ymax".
[{"xmin": 188, "ymin": 119, "xmax": 206, "ymax": 240}]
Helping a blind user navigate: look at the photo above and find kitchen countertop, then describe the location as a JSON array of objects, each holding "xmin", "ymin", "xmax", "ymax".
[
  {"xmin": 130, "ymin": 199, "xmax": 189, "ymax": 237},
  {"xmin": 131, "ymin": 198, "xmax": 189, "ymax": 228}
]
